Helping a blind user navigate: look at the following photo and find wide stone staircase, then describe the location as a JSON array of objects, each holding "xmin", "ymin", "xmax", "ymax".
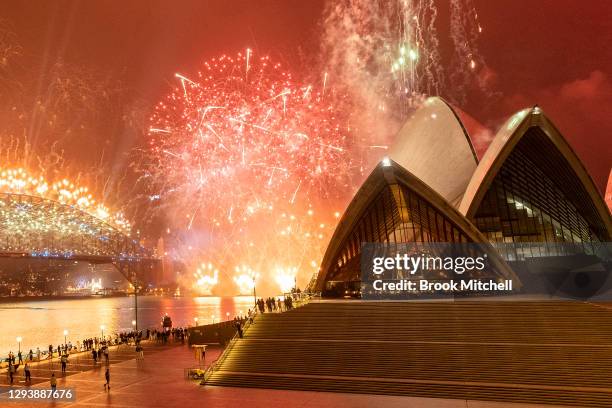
[{"xmin": 206, "ymin": 301, "xmax": 612, "ymax": 406}]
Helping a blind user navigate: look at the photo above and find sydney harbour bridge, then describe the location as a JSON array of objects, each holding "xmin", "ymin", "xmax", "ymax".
[{"xmin": 0, "ymin": 191, "xmax": 161, "ymax": 327}]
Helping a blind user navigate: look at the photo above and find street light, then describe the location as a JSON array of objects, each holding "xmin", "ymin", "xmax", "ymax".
[
  {"xmin": 211, "ymin": 315, "xmax": 215, "ymax": 324},
  {"xmin": 194, "ymin": 317, "xmax": 199, "ymax": 326},
  {"xmin": 63, "ymin": 330, "xmax": 68, "ymax": 348},
  {"xmin": 253, "ymin": 275, "xmax": 257, "ymax": 307},
  {"xmin": 133, "ymin": 282, "xmax": 139, "ymax": 333},
  {"xmin": 16, "ymin": 336, "xmax": 22, "ymax": 353},
  {"xmin": 100, "ymin": 325, "xmax": 105, "ymax": 339},
  {"xmin": 226, "ymin": 312, "xmax": 230, "ymax": 320},
  {"xmin": 132, "ymin": 320, "xmax": 136, "ymax": 329}
]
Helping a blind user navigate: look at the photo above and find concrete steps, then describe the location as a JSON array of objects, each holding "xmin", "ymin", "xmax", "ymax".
[
  {"xmin": 209, "ymin": 373, "xmax": 612, "ymax": 407},
  {"xmin": 207, "ymin": 301, "xmax": 612, "ymax": 406}
]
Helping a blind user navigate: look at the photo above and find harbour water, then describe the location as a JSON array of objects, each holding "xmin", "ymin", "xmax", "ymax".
[{"xmin": 0, "ymin": 295, "xmax": 255, "ymax": 357}]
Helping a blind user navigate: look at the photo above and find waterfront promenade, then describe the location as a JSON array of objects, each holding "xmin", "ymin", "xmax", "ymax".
[
  {"xmin": 1, "ymin": 338, "xmax": 182, "ymax": 388},
  {"xmin": 0, "ymin": 340, "xmax": 567, "ymax": 408},
  {"xmin": 0, "ymin": 331, "xmax": 569, "ymax": 407}
]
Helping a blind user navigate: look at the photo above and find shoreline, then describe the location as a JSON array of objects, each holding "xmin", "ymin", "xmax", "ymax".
[
  {"xmin": 0, "ymin": 294, "xmax": 254, "ymax": 304},
  {"xmin": 0, "ymin": 293, "xmax": 129, "ymax": 303}
]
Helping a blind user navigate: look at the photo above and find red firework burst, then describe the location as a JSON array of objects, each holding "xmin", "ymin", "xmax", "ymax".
[{"xmin": 147, "ymin": 50, "xmax": 356, "ymax": 229}]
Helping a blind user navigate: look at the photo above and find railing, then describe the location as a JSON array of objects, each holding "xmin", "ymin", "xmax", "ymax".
[
  {"xmin": 200, "ymin": 312, "xmax": 256, "ymax": 384},
  {"xmin": 284, "ymin": 291, "xmax": 318, "ymax": 308},
  {"xmin": 199, "ymin": 293, "xmax": 315, "ymax": 384},
  {"xmin": 0, "ymin": 328, "xmax": 176, "ymax": 370},
  {"xmin": 0, "ymin": 348, "xmax": 84, "ymax": 368},
  {"xmin": 305, "ymin": 272, "xmax": 318, "ymax": 293},
  {"xmin": 0, "ymin": 337, "xmax": 157, "ymax": 371}
]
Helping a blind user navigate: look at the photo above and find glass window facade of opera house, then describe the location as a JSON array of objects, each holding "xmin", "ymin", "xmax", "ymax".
[
  {"xmin": 326, "ymin": 181, "xmax": 472, "ymax": 292},
  {"xmin": 314, "ymin": 98, "xmax": 612, "ymax": 298},
  {"xmin": 473, "ymin": 127, "xmax": 604, "ymax": 260}
]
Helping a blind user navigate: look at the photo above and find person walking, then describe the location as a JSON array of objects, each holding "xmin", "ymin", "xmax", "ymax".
[
  {"xmin": 24, "ymin": 363, "xmax": 31, "ymax": 384},
  {"xmin": 18, "ymin": 350, "xmax": 23, "ymax": 364},
  {"xmin": 28, "ymin": 349, "xmax": 33, "ymax": 362},
  {"xmin": 60, "ymin": 353, "xmax": 67, "ymax": 374},
  {"xmin": 235, "ymin": 320, "xmax": 243, "ymax": 338},
  {"xmin": 92, "ymin": 348, "xmax": 98, "ymax": 363},
  {"xmin": 8, "ymin": 362, "xmax": 15, "ymax": 385},
  {"xmin": 135, "ymin": 344, "xmax": 144, "ymax": 360},
  {"xmin": 50, "ymin": 373, "xmax": 57, "ymax": 392},
  {"xmin": 104, "ymin": 368, "xmax": 110, "ymax": 391}
]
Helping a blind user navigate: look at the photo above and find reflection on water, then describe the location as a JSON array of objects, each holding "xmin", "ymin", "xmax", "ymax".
[{"xmin": 0, "ymin": 296, "xmax": 254, "ymax": 357}]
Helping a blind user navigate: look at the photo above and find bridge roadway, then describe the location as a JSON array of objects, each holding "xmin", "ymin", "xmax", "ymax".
[
  {"xmin": 0, "ymin": 251, "xmax": 158, "ymax": 264},
  {"xmin": 0, "ymin": 251, "xmax": 161, "ymax": 287}
]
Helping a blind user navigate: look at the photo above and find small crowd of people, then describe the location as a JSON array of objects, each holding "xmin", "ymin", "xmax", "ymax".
[
  {"xmin": 5, "ymin": 351, "xmax": 31, "ymax": 385},
  {"xmin": 5, "ymin": 346, "xmax": 74, "ymax": 385},
  {"xmin": 4, "ymin": 327, "xmax": 155, "ymax": 388},
  {"xmin": 233, "ymin": 316, "xmax": 248, "ymax": 338},
  {"xmin": 91, "ymin": 344, "xmax": 109, "ymax": 364},
  {"xmin": 145, "ymin": 326, "xmax": 188, "ymax": 344},
  {"xmin": 256, "ymin": 296, "xmax": 294, "ymax": 314}
]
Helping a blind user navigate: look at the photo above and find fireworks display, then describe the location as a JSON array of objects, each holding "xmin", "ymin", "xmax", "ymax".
[
  {"xmin": 144, "ymin": 51, "xmax": 359, "ymax": 295},
  {"xmin": 192, "ymin": 263, "xmax": 219, "ymax": 295},
  {"xmin": 141, "ymin": 0, "xmax": 487, "ymax": 295},
  {"xmin": 0, "ymin": 168, "xmax": 130, "ymax": 233},
  {"xmin": 147, "ymin": 51, "xmax": 356, "ymax": 227},
  {"xmin": 322, "ymin": 0, "xmax": 444, "ymax": 114},
  {"xmin": 0, "ymin": 168, "xmax": 137, "ymax": 258},
  {"xmin": 321, "ymin": 0, "xmax": 486, "ymax": 141},
  {"xmin": 0, "ymin": 1, "xmax": 490, "ymax": 295}
]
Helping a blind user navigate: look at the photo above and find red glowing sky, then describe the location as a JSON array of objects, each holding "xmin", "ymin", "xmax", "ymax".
[{"xmin": 2, "ymin": 0, "xmax": 611, "ymax": 192}]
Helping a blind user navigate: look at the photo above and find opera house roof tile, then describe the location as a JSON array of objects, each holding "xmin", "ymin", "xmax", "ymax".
[{"xmin": 388, "ymin": 97, "xmax": 478, "ymax": 207}]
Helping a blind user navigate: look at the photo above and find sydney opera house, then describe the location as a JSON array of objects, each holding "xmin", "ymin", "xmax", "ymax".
[
  {"xmin": 313, "ymin": 97, "xmax": 612, "ymax": 297},
  {"xmin": 207, "ymin": 98, "xmax": 612, "ymax": 406}
]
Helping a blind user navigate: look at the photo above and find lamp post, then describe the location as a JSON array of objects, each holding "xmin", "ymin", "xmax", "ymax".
[
  {"xmin": 194, "ymin": 317, "xmax": 199, "ymax": 326},
  {"xmin": 63, "ymin": 330, "xmax": 68, "ymax": 348},
  {"xmin": 100, "ymin": 325, "xmax": 105, "ymax": 340},
  {"xmin": 16, "ymin": 336, "xmax": 22, "ymax": 353},
  {"xmin": 132, "ymin": 320, "xmax": 136, "ymax": 330},
  {"xmin": 211, "ymin": 315, "xmax": 215, "ymax": 324},
  {"xmin": 133, "ymin": 281, "xmax": 138, "ymax": 333},
  {"xmin": 226, "ymin": 312, "xmax": 230, "ymax": 321},
  {"xmin": 253, "ymin": 275, "xmax": 257, "ymax": 307}
]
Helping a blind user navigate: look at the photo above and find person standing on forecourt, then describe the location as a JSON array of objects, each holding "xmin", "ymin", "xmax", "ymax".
[
  {"xmin": 50, "ymin": 373, "xmax": 57, "ymax": 393},
  {"xmin": 104, "ymin": 368, "xmax": 110, "ymax": 391}
]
